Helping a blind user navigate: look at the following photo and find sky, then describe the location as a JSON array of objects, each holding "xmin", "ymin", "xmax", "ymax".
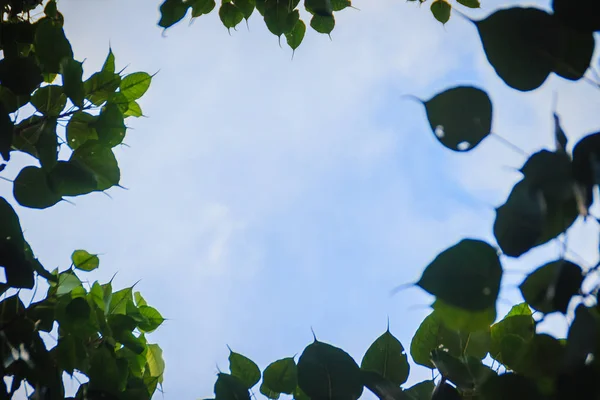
[{"xmin": 2, "ymin": 0, "xmax": 600, "ymax": 398}]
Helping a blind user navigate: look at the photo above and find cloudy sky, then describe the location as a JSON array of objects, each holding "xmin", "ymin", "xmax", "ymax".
[{"xmin": 3, "ymin": 0, "xmax": 600, "ymax": 398}]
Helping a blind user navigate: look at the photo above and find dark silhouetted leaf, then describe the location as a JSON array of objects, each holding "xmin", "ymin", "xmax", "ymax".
[
  {"xmin": 430, "ymin": 350, "xmax": 473, "ymax": 389},
  {"xmin": 31, "ymin": 85, "xmax": 66, "ymax": 116},
  {"xmin": 481, "ymin": 373, "xmax": 542, "ymax": 400},
  {"xmin": 457, "ymin": 0, "xmax": 479, "ymax": 8},
  {"xmin": 0, "ymin": 56, "xmax": 42, "ymax": 95},
  {"xmin": 552, "ymin": 0, "xmax": 600, "ymax": 33},
  {"xmin": 572, "ymin": 131, "xmax": 600, "ymax": 189},
  {"xmin": 35, "ymin": 117, "xmax": 58, "ymax": 170},
  {"xmin": 405, "ymin": 380, "xmax": 434, "ymax": 400},
  {"xmin": 305, "ymin": 0, "xmax": 332, "ymax": 16},
  {"xmin": 234, "ymin": 0, "xmax": 255, "ymax": 19},
  {"xmin": 431, "ymin": 381, "xmax": 460, "ymax": 400},
  {"xmin": 159, "ymin": 0, "xmax": 190, "ymax": 28},
  {"xmin": 519, "ymin": 259, "xmax": 583, "ymax": 314},
  {"xmin": 475, "ymin": 8, "xmax": 557, "ymax": 91},
  {"xmin": 515, "ymin": 334, "xmax": 564, "ymax": 380},
  {"xmin": 263, "ymin": 357, "xmax": 297, "ymax": 394},
  {"xmin": 430, "ymin": 0, "xmax": 451, "ymax": 24},
  {"xmin": 298, "ymin": 340, "xmax": 363, "ymax": 400},
  {"xmin": 60, "ymin": 58, "xmax": 85, "ymax": 108},
  {"xmin": 34, "ymin": 18, "xmax": 73, "ymax": 73},
  {"xmin": 554, "ymin": 113, "xmax": 567, "ymax": 152},
  {"xmin": 13, "ymin": 166, "xmax": 61, "ymax": 209},
  {"xmin": 48, "ymin": 160, "xmax": 98, "ymax": 196},
  {"xmin": 417, "ymin": 239, "xmax": 502, "ymax": 311},
  {"xmin": 360, "ymin": 370, "xmax": 409, "ymax": 400},
  {"xmin": 71, "ymin": 249, "xmax": 99, "ymax": 272},
  {"xmin": 361, "ymin": 330, "xmax": 409, "ymax": 385},
  {"xmin": 552, "ymin": 25, "xmax": 594, "ymax": 81},
  {"xmin": 0, "ymin": 104, "xmax": 13, "ymax": 161},
  {"xmin": 220, "ymin": 3, "xmax": 244, "ymax": 30},
  {"xmin": 264, "ymin": 1, "xmax": 299, "ymax": 36},
  {"xmin": 94, "ymin": 102, "xmax": 126, "ymax": 147},
  {"xmin": 215, "ymin": 373, "xmax": 251, "ymax": 400},
  {"xmin": 564, "ymin": 305, "xmax": 599, "ymax": 369},
  {"xmin": 423, "ymin": 86, "xmax": 492, "ymax": 152},
  {"xmin": 228, "ymin": 351, "xmax": 260, "ymax": 389},
  {"xmin": 489, "ymin": 303, "xmax": 534, "ymax": 364}
]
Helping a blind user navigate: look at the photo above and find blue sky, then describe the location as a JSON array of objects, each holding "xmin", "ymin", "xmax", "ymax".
[{"xmin": 3, "ymin": 0, "xmax": 600, "ymax": 398}]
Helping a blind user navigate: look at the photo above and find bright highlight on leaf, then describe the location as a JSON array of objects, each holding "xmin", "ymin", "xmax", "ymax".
[{"xmin": 71, "ymin": 249, "xmax": 100, "ymax": 271}]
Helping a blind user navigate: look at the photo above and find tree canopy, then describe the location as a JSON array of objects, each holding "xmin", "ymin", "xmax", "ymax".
[{"xmin": 0, "ymin": 0, "xmax": 600, "ymax": 398}]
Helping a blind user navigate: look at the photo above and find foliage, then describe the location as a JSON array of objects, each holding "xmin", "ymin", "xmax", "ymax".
[
  {"xmin": 186, "ymin": 0, "xmax": 600, "ymax": 399},
  {"xmin": 0, "ymin": 0, "xmax": 164, "ymax": 398}
]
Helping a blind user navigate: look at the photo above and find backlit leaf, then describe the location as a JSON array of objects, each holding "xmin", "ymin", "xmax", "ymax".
[
  {"xmin": 13, "ymin": 166, "xmax": 61, "ymax": 209},
  {"xmin": 229, "ymin": 351, "xmax": 261, "ymax": 389},
  {"xmin": 31, "ymin": 85, "xmax": 66, "ymax": 116},
  {"xmin": 215, "ymin": 373, "xmax": 251, "ymax": 400},
  {"xmin": 120, "ymin": 72, "xmax": 152, "ymax": 101},
  {"xmin": 71, "ymin": 249, "xmax": 99, "ymax": 272},
  {"xmin": 34, "ymin": 18, "xmax": 73, "ymax": 73},
  {"xmin": 70, "ymin": 141, "xmax": 120, "ymax": 191},
  {"xmin": 361, "ymin": 330, "xmax": 409, "ymax": 385},
  {"xmin": 66, "ymin": 111, "xmax": 98, "ymax": 150},
  {"xmin": 60, "ymin": 58, "xmax": 85, "ymax": 108},
  {"xmin": 310, "ymin": 14, "xmax": 334, "ymax": 34},
  {"xmin": 286, "ymin": 19, "xmax": 306, "ymax": 50}
]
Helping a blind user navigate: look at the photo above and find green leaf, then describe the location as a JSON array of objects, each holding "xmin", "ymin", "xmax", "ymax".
[
  {"xmin": 56, "ymin": 334, "xmax": 86, "ymax": 374},
  {"xmin": 260, "ymin": 381, "xmax": 280, "ymax": 399},
  {"xmin": 430, "ymin": 0, "xmax": 451, "ymax": 24},
  {"xmin": 512, "ymin": 334, "xmax": 564, "ymax": 380},
  {"xmin": 305, "ymin": 0, "xmax": 332, "ymax": 16},
  {"xmin": 215, "ymin": 373, "xmax": 251, "ymax": 400},
  {"xmin": 480, "ymin": 373, "xmax": 542, "ymax": 400},
  {"xmin": 297, "ymin": 340, "xmax": 363, "ymax": 400},
  {"xmin": 405, "ymin": 380, "xmax": 435, "ymax": 400},
  {"xmin": 71, "ymin": 249, "xmax": 100, "ymax": 271},
  {"xmin": 0, "ymin": 56, "xmax": 43, "ymax": 96},
  {"xmin": 34, "ymin": 117, "xmax": 58, "ymax": 170},
  {"xmin": 31, "ymin": 85, "xmax": 66, "ymax": 116},
  {"xmin": 229, "ymin": 350, "xmax": 261, "ymax": 389},
  {"xmin": 191, "ymin": 0, "xmax": 217, "ymax": 16},
  {"xmin": 109, "ymin": 287, "xmax": 135, "ymax": 315},
  {"xmin": 286, "ymin": 19, "xmax": 306, "ymax": 51},
  {"xmin": 137, "ymin": 305, "xmax": 165, "ymax": 333},
  {"xmin": 65, "ymin": 296, "xmax": 91, "ymax": 322},
  {"xmin": 70, "ymin": 140, "xmax": 120, "ymax": 191},
  {"xmin": 519, "ymin": 260, "xmax": 583, "ymax": 314},
  {"xmin": 220, "ymin": 3, "xmax": 245, "ymax": 30},
  {"xmin": 124, "ymin": 101, "xmax": 143, "ymax": 118},
  {"xmin": 234, "ymin": 0, "xmax": 255, "ymax": 19},
  {"xmin": 293, "ymin": 386, "xmax": 309, "ymax": 400},
  {"xmin": 360, "ymin": 370, "xmax": 410, "ymax": 400},
  {"xmin": 0, "ymin": 86, "xmax": 21, "ymax": 114},
  {"xmin": 48, "ymin": 160, "xmax": 98, "ymax": 196},
  {"xmin": 88, "ymin": 345, "xmax": 128, "ymax": 394},
  {"xmin": 433, "ymin": 300, "xmax": 496, "ymax": 332},
  {"xmin": 13, "ymin": 166, "xmax": 61, "ymax": 209},
  {"xmin": 489, "ymin": 304, "xmax": 535, "ymax": 364},
  {"xmin": 66, "ymin": 111, "xmax": 98, "ymax": 149},
  {"xmin": 146, "ymin": 343, "xmax": 165, "ymax": 380},
  {"xmin": 475, "ymin": 8, "xmax": 556, "ymax": 91},
  {"xmin": 134, "ymin": 291, "xmax": 147, "ymax": 307},
  {"xmin": 264, "ymin": 0, "xmax": 299, "ymax": 36},
  {"xmin": 159, "ymin": 0, "xmax": 190, "ymax": 28},
  {"xmin": 56, "ymin": 270, "xmax": 83, "ymax": 296},
  {"xmin": 60, "ymin": 58, "xmax": 85, "ymax": 108},
  {"xmin": 331, "ymin": 0, "xmax": 350, "ymax": 11},
  {"xmin": 102, "ymin": 48, "xmax": 116, "ymax": 74},
  {"xmin": 94, "ymin": 102, "xmax": 126, "ymax": 147},
  {"xmin": 423, "ymin": 86, "xmax": 492, "ymax": 152},
  {"xmin": 361, "ymin": 330, "xmax": 409, "ymax": 385},
  {"xmin": 44, "ymin": 0, "xmax": 58, "ymax": 17},
  {"xmin": 430, "ymin": 350, "xmax": 473, "ymax": 389},
  {"xmin": 120, "ymin": 72, "xmax": 152, "ymax": 101},
  {"xmin": 34, "ymin": 18, "xmax": 73, "ymax": 73},
  {"xmin": 417, "ymin": 239, "xmax": 502, "ymax": 311},
  {"xmin": 310, "ymin": 14, "xmax": 334, "ymax": 34},
  {"xmin": 456, "ymin": 0, "xmax": 479, "ymax": 8},
  {"xmin": 263, "ymin": 357, "xmax": 297, "ymax": 394}
]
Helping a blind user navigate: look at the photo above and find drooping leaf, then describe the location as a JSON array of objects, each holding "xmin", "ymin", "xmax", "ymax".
[
  {"xmin": 146, "ymin": 343, "xmax": 166, "ymax": 381},
  {"xmin": 215, "ymin": 373, "xmax": 251, "ymax": 400},
  {"xmin": 120, "ymin": 72, "xmax": 152, "ymax": 101},
  {"xmin": 71, "ymin": 249, "xmax": 100, "ymax": 272},
  {"xmin": 423, "ymin": 86, "xmax": 492, "ymax": 152},
  {"xmin": 0, "ymin": 104, "xmax": 13, "ymax": 161},
  {"xmin": 159, "ymin": 0, "xmax": 190, "ymax": 28},
  {"xmin": 552, "ymin": 25, "xmax": 594, "ymax": 81},
  {"xmin": 519, "ymin": 259, "xmax": 583, "ymax": 314},
  {"xmin": 297, "ymin": 340, "xmax": 363, "ymax": 400},
  {"xmin": 13, "ymin": 166, "xmax": 61, "ymax": 209},
  {"xmin": 227, "ymin": 351, "xmax": 261, "ymax": 389},
  {"xmin": 310, "ymin": 14, "xmax": 334, "ymax": 34},
  {"xmin": 219, "ymin": 3, "xmax": 244, "ymax": 30},
  {"xmin": 94, "ymin": 102, "xmax": 126, "ymax": 147},
  {"xmin": 70, "ymin": 140, "xmax": 120, "ymax": 191},
  {"xmin": 417, "ymin": 239, "xmax": 502, "ymax": 311},
  {"xmin": 191, "ymin": 0, "xmax": 217, "ymax": 16},
  {"xmin": 66, "ymin": 111, "xmax": 98, "ymax": 150},
  {"xmin": 31, "ymin": 85, "xmax": 66, "ymax": 116},
  {"xmin": 35, "ymin": 117, "xmax": 58, "ymax": 170},
  {"xmin": 361, "ymin": 330, "xmax": 409, "ymax": 385},
  {"xmin": 263, "ymin": 357, "xmax": 297, "ymax": 394},
  {"xmin": 475, "ymin": 8, "xmax": 556, "ymax": 91},
  {"xmin": 286, "ymin": 19, "xmax": 306, "ymax": 50},
  {"xmin": 552, "ymin": 0, "xmax": 600, "ymax": 33},
  {"xmin": 234, "ymin": 0, "xmax": 255, "ymax": 19},
  {"xmin": 60, "ymin": 58, "xmax": 85, "ymax": 108},
  {"xmin": 34, "ymin": 18, "xmax": 73, "ymax": 73},
  {"xmin": 405, "ymin": 380, "xmax": 435, "ymax": 400},
  {"xmin": 0, "ymin": 198, "xmax": 35, "ymax": 288},
  {"xmin": 264, "ymin": 1, "xmax": 299, "ymax": 37},
  {"xmin": 430, "ymin": 0, "xmax": 451, "ymax": 24},
  {"xmin": 305, "ymin": 0, "xmax": 332, "ymax": 16},
  {"xmin": 572, "ymin": 131, "xmax": 600, "ymax": 189}
]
